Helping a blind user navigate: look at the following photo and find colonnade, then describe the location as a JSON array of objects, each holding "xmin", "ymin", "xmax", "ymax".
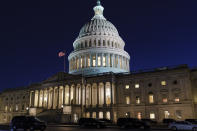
[
  {"xmin": 69, "ymin": 53, "xmax": 129, "ymax": 72},
  {"xmin": 29, "ymin": 82, "xmax": 115, "ymax": 109}
]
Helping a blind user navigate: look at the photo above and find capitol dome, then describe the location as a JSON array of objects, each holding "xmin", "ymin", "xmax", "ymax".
[{"xmin": 68, "ymin": 0, "xmax": 130, "ymax": 75}]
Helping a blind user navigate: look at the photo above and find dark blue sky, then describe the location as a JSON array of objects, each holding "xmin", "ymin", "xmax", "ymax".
[{"xmin": 0, "ymin": 0, "xmax": 197, "ymax": 91}]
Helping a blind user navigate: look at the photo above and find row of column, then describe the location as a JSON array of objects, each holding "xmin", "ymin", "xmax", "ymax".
[
  {"xmin": 69, "ymin": 53, "xmax": 129, "ymax": 71},
  {"xmin": 29, "ymin": 82, "xmax": 115, "ymax": 109}
]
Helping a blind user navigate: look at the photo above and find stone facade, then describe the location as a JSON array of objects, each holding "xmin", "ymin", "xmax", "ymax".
[
  {"xmin": 0, "ymin": 1, "xmax": 197, "ymax": 124},
  {"xmin": 0, "ymin": 65, "xmax": 197, "ymax": 123}
]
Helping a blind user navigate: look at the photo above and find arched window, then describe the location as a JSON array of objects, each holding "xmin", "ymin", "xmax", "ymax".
[{"xmin": 126, "ymin": 96, "xmax": 130, "ymax": 104}]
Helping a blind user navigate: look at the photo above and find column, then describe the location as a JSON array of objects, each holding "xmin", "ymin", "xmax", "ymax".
[
  {"xmin": 97, "ymin": 83, "xmax": 99, "ymax": 107},
  {"xmin": 112, "ymin": 54, "xmax": 114, "ymax": 68},
  {"xmin": 106, "ymin": 54, "xmax": 109, "ymax": 67},
  {"xmin": 38, "ymin": 90, "xmax": 40, "ymax": 108},
  {"xmin": 57, "ymin": 87, "xmax": 60, "ymax": 109},
  {"xmin": 111, "ymin": 82, "xmax": 113, "ymax": 105},
  {"xmin": 84, "ymin": 55, "xmax": 87, "ymax": 68},
  {"xmin": 31, "ymin": 91, "xmax": 35, "ymax": 107},
  {"xmin": 73, "ymin": 85, "xmax": 76, "ymax": 105},
  {"xmin": 52, "ymin": 87, "xmax": 54, "ymax": 109},
  {"xmin": 79, "ymin": 56, "xmax": 81, "ymax": 69},
  {"xmin": 117, "ymin": 55, "xmax": 120, "ymax": 69},
  {"xmin": 91, "ymin": 84, "xmax": 93, "ymax": 106},
  {"xmin": 90, "ymin": 54, "xmax": 92, "ymax": 67},
  {"xmin": 47, "ymin": 89, "xmax": 49, "ymax": 109},
  {"xmin": 63, "ymin": 86, "xmax": 65, "ymax": 105},
  {"xmin": 101, "ymin": 53, "xmax": 103, "ymax": 67},
  {"xmin": 104, "ymin": 83, "xmax": 106, "ymax": 105},
  {"xmin": 96, "ymin": 54, "xmax": 98, "ymax": 67},
  {"xmin": 42, "ymin": 90, "xmax": 44, "ymax": 107},
  {"xmin": 69, "ymin": 85, "xmax": 71, "ymax": 105},
  {"xmin": 85, "ymin": 85, "xmax": 87, "ymax": 107}
]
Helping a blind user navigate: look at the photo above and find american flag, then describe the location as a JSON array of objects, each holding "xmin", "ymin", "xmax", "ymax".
[{"xmin": 58, "ymin": 51, "xmax": 65, "ymax": 57}]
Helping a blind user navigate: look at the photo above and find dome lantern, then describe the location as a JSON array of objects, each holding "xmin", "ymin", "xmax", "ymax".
[{"xmin": 92, "ymin": 0, "xmax": 106, "ymax": 20}]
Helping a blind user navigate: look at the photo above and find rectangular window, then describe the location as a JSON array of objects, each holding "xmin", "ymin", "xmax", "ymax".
[
  {"xmin": 149, "ymin": 94, "xmax": 154, "ymax": 104},
  {"xmin": 125, "ymin": 85, "xmax": 130, "ymax": 89},
  {"xmin": 175, "ymin": 98, "xmax": 180, "ymax": 102},
  {"xmin": 135, "ymin": 84, "xmax": 140, "ymax": 89},
  {"xmin": 161, "ymin": 81, "xmax": 166, "ymax": 86},
  {"xmin": 164, "ymin": 111, "xmax": 170, "ymax": 119},
  {"xmin": 126, "ymin": 96, "xmax": 130, "ymax": 104},
  {"xmin": 137, "ymin": 112, "xmax": 142, "ymax": 119},
  {"xmin": 150, "ymin": 113, "xmax": 155, "ymax": 119},
  {"xmin": 136, "ymin": 96, "xmax": 140, "ymax": 104},
  {"xmin": 163, "ymin": 98, "xmax": 168, "ymax": 103}
]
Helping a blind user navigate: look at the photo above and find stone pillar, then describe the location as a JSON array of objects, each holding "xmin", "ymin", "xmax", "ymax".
[
  {"xmin": 111, "ymin": 82, "xmax": 113, "ymax": 105},
  {"xmin": 73, "ymin": 85, "xmax": 76, "ymax": 105},
  {"xmin": 104, "ymin": 83, "xmax": 106, "ymax": 105},
  {"xmin": 90, "ymin": 54, "xmax": 92, "ymax": 67},
  {"xmin": 79, "ymin": 56, "xmax": 81, "ymax": 69},
  {"xmin": 84, "ymin": 55, "xmax": 87, "ymax": 68},
  {"xmin": 42, "ymin": 90, "xmax": 44, "ymax": 108},
  {"xmin": 85, "ymin": 85, "xmax": 87, "ymax": 107},
  {"xmin": 69, "ymin": 85, "xmax": 71, "ymax": 105},
  {"xmin": 96, "ymin": 54, "xmax": 98, "ymax": 67},
  {"xmin": 38, "ymin": 90, "xmax": 40, "ymax": 108},
  {"xmin": 97, "ymin": 83, "xmax": 99, "ymax": 106},
  {"xmin": 52, "ymin": 87, "xmax": 54, "ymax": 109},
  {"xmin": 117, "ymin": 55, "xmax": 120, "ymax": 69},
  {"xmin": 101, "ymin": 53, "xmax": 104, "ymax": 67},
  {"xmin": 63, "ymin": 86, "xmax": 65, "ymax": 105},
  {"xmin": 112, "ymin": 54, "xmax": 114, "ymax": 68},
  {"xmin": 47, "ymin": 89, "xmax": 49, "ymax": 109},
  {"xmin": 91, "ymin": 84, "xmax": 93, "ymax": 106},
  {"xmin": 106, "ymin": 54, "xmax": 109, "ymax": 67},
  {"xmin": 57, "ymin": 87, "xmax": 60, "ymax": 109}
]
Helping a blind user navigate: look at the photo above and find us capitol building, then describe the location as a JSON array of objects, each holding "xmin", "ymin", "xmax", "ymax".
[{"xmin": 0, "ymin": 0, "xmax": 197, "ymax": 124}]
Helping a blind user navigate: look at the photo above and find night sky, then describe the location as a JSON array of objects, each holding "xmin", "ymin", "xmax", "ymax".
[{"xmin": 0, "ymin": 0, "xmax": 197, "ymax": 92}]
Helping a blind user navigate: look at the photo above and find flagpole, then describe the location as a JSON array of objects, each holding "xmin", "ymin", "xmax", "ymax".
[{"xmin": 64, "ymin": 51, "xmax": 66, "ymax": 72}]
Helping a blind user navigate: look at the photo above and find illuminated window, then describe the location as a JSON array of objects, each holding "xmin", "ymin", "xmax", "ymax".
[
  {"xmin": 161, "ymin": 81, "xmax": 166, "ymax": 86},
  {"xmin": 98, "ymin": 56, "xmax": 101, "ymax": 66},
  {"xmin": 125, "ymin": 112, "xmax": 130, "ymax": 118},
  {"xmin": 106, "ymin": 112, "xmax": 111, "ymax": 120},
  {"xmin": 164, "ymin": 111, "xmax": 170, "ymax": 119},
  {"xmin": 137, "ymin": 112, "xmax": 142, "ymax": 119},
  {"xmin": 149, "ymin": 93, "xmax": 154, "ymax": 104},
  {"xmin": 86, "ymin": 112, "xmax": 90, "ymax": 118},
  {"xmin": 73, "ymin": 113, "xmax": 78, "ymax": 123},
  {"xmin": 16, "ymin": 105, "xmax": 18, "ymax": 111},
  {"xmin": 150, "ymin": 113, "xmax": 155, "ymax": 119},
  {"xmin": 136, "ymin": 96, "xmax": 140, "ymax": 104},
  {"xmin": 126, "ymin": 96, "xmax": 130, "ymax": 104},
  {"xmin": 99, "ymin": 112, "xmax": 103, "ymax": 119},
  {"xmin": 93, "ymin": 55, "xmax": 96, "ymax": 67},
  {"xmin": 103, "ymin": 55, "xmax": 106, "ymax": 67},
  {"xmin": 5, "ymin": 106, "xmax": 8, "ymax": 112},
  {"xmin": 92, "ymin": 112, "xmax": 96, "ymax": 118},
  {"xmin": 135, "ymin": 84, "xmax": 140, "ymax": 88},
  {"xmin": 125, "ymin": 85, "xmax": 130, "ymax": 89},
  {"xmin": 163, "ymin": 98, "xmax": 168, "ymax": 103},
  {"xmin": 175, "ymin": 98, "xmax": 180, "ymax": 102}
]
